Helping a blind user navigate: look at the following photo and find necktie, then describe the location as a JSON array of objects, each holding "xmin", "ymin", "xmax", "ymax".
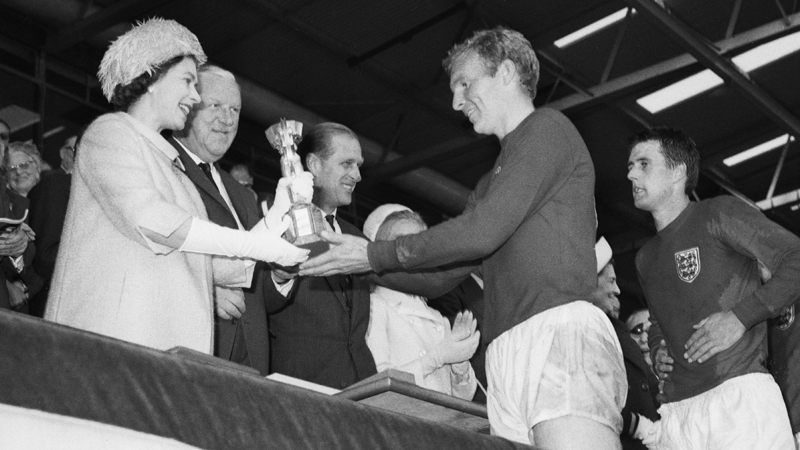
[
  {"xmin": 325, "ymin": 214, "xmax": 336, "ymax": 231},
  {"xmin": 198, "ymin": 162, "xmax": 219, "ymax": 192}
]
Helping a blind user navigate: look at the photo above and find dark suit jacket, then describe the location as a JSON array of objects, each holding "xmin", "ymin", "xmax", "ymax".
[
  {"xmin": 27, "ymin": 170, "xmax": 71, "ymax": 316},
  {"xmin": 28, "ymin": 169, "xmax": 71, "ymax": 281},
  {"xmin": 611, "ymin": 317, "xmax": 660, "ymax": 450},
  {"xmin": 265, "ymin": 217, "xmax": 377, "ymax": 389},
  {"xmin": 169, "ymin": 136, "xmax": 270, "ymax": 375},
  {"xmin": 0, "ymin": 183, "xmax": 40, "ymax": 312}
]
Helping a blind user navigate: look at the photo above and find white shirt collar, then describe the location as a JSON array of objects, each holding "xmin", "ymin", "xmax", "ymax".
[{"xmin": 174, "ymin": 138, "xmax": 214, "ymax": 172}]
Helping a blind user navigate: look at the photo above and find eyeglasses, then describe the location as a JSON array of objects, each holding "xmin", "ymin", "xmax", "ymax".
[
  {"xmin": 7, "ymin": 160, "xmax": 35, "ymax": 173},
  {"xmin": 629, "ymin": 323, "xmax": 647, "ymax": 336}
]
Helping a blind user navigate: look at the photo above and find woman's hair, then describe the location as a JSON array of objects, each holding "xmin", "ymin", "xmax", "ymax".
[
  {"xmin": 374, "ymin": 210, "xmax": 427, "ymax": 242},
  {"xmin": 4, "ymin": 141, "xmax": 43, "ymax": 174},
  {"xmin": 110, "ymin": 55, "xmax": 194, "ymax": 111}
]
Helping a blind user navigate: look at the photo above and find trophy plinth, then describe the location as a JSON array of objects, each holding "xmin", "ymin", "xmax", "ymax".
[
  {"xmin": 285, "ymin": 202, "xmax": 329, "ymax": 257},
  {"xmin": 266, "ymin": 119, "xmax": 330, "ymax": 257}
]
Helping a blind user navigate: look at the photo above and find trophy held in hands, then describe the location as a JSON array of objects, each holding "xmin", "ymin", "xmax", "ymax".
[{"xmin": 265, "ymin": 119, "xmax": 329, "ymax": 257}]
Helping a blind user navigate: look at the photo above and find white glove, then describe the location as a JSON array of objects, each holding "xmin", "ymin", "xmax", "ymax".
[
  {"xmin": 290, "ymin": 171, "xmax": 314, "ymax": 203},
  {"xmin": 265, "ymin": 172, "xmax": 314, "ymax": 234},
  {"xmin": 450, "ymin": 310, "xmax": 476, "ymax": 341},
  {"xmin": 427, "ymin": 330, "xmax": 480, "ymax": 367},
  {"xmin": 251, "ymin": 214, "xmax": 291, "ymax": 237},
  {"xmin": 179, "ymin": 218, "xmax": 309, "ymax": 267},
  {"xmin": 421, "ymin": 311, "xmax": 480, "ymax": 373}
]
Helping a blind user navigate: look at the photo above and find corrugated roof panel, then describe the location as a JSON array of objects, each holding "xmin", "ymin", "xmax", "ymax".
[{"xmin": 291, "ymin": 0, "xmax": 465, "ymax": 54}]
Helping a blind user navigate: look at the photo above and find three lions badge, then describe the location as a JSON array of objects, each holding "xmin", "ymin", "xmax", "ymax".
[
  {"xmin": 772, "ymin": 305, "xmax": 795, "ymax": 331},
  {"xmin": 675, "ymin": 247, "xmax": 700, "ymax": 283}
]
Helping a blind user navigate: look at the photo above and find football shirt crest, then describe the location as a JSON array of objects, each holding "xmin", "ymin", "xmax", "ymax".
[
  {"xmin": 772, "ymin": 305, "xmax": 795, "ymax": 331},
  {"xmin": 675, "ymin": 247, "xmax": 700, "ymax": 283}
]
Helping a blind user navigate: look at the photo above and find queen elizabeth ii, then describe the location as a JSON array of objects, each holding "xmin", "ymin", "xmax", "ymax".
[{"xmin": 45, "ymin": 18, "xmax": 308, "ymax": 353}]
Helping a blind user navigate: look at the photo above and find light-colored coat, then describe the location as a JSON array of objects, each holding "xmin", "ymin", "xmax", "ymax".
[
  {"xmin": 46, "ymin": 113, "xmax": 219, "ymax": 353},
  {"xmin": 367, "ymin": 286, "xmax": 477, "ymax": 400}
]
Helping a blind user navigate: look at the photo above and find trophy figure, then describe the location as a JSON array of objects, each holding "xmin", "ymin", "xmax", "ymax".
[{"xmin": 265, "ymin": 119, "xmax": 329, "ymax": 257}]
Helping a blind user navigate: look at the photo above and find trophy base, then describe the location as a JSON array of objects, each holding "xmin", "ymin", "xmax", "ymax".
[{"xmin": 293, "ymin": 234, "xmax": 330, "ymax": 258}]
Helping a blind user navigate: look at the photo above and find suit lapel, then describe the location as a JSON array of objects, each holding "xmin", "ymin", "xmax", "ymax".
[
  {"xmin": 324, "ymin": 218, "xmax": 358, "ymax": 314},
  {"xmin": 324, "ymin": 275, "xmax": 349, "ymax": 313},
  {"xmin": 219, "ymin": 171, "xmax": 251, "ymax": 227},
  {"xmin": 168, "ymin": 136, "xmax": 233, "ymax": 217}
]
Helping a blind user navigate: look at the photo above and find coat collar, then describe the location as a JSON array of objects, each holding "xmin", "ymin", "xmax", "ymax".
[{"xmin": 117, "ymin": 113, "xmax": 180, "ymax": 162}]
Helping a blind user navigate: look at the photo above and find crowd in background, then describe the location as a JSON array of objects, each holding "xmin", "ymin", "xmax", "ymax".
[{"xmin": 1, "ymin": 17, "xmax": 799, "ymax": 450}]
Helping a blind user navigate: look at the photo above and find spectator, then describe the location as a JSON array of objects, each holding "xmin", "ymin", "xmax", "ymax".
[
  {"xmin": 4, "ymin": 142, "xmax": 43, "ymax": 197},
  {"xmin": 768, "ymin": 296, "xmax": 800, "ymax": 448},
  {"xmin": 428, "ymin": 273, "xmax": 488, "ymax": 403},
  {"xmin": 229, "ymin": 163, "xmax": 253, "ymax": 187},
  {"xmin": 0, "ymin": 119, "xmax": 10, "ymax": 149},
  {"xmin": 590, "ymin": 237, "xmax": 660, "ymax": 450},
  {"xmin": 756, "ymin": 262, "xmax": 799, "ymax": 447},
  {"xmin": 625, "ymin": 309, "xmax": 653, "ymax": 369},
  {"xmin": 229, "ymin": 163, "xmax": 258, "ymax": 203},
  {"xmin": 589, "ymin": 237, "xmax": 621, "ymax": 320},
  {"xmin": 364, "ymin": 204, "xmax": 479, "ymax": 400},
  {"xmin": 58, "ymin": 135, "xmax": 77, "ymax": 174},
  {"xmin": 0, "ymin": 155, "xmax": 42, "ymax": 313}
]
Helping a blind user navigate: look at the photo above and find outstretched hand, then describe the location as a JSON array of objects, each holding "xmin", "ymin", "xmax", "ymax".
[
  {"xmin": 683, "ymin": 311, "xmax": 745, "ymax": 363},
  {"xmin": 299, "ymin": 230, "xmax": 372, "ymax": 276}
]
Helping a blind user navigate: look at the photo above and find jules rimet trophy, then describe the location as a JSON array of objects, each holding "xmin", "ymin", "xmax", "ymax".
[{"xmin": 265, "ymin": 119, "xmax": 329, "ymax": 256}]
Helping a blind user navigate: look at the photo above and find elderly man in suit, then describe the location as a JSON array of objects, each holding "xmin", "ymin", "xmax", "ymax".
[
  {"xmin": 169, "ymin": 65, "xmax": 270, "ymax": 374},
  {"xmin": 264, "ymin": 122, "xmax": 376, "ymax": 389}
]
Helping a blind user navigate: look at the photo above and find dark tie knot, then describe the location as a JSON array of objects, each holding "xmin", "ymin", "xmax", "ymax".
[
  {"xmin": 325, "ymin": 214, "xmax": 336, "ymax": 229},
  {"xmin": 198, "ymin": 162, "xmax": 219, "ymax": 192}
]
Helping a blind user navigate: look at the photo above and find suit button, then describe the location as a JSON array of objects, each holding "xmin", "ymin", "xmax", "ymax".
[
  {"xmin": 340, "ymin": 381, "xmax": 348, "ymax": 388},
  {"xmin": 641, "ymin": 383, "xmax": 649, "ymax": 391}
]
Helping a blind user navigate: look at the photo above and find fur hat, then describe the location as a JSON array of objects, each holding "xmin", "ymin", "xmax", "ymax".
[
  {"xmin": 595, "ymin": 236, "xmax": 613, "ymax": 274},
  {"xmin": 363, "ymin": 204, "xmax": 411, "ymax": 241},
  {"xmin": 98, "ymin": 17, "xmax": 207, "ymax": 102}
]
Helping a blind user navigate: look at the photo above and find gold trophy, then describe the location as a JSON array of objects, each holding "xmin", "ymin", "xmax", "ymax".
[{"xmin": 265, "ymin": 119, "xmax": 329, "ymax": 256}]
